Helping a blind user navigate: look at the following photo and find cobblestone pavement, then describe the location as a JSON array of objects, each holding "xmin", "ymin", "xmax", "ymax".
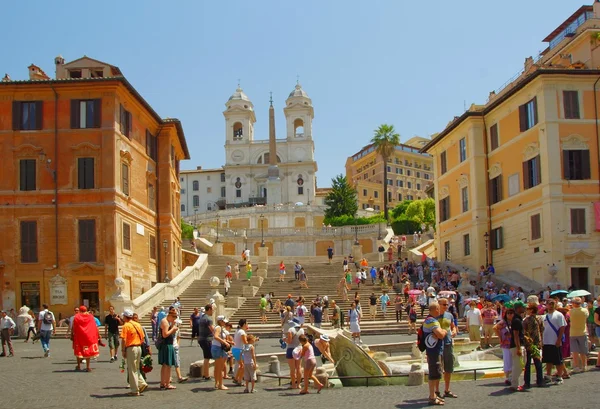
[{"xmin": 1, "ymin": 338, "xmax": 597, "ymax": 408}]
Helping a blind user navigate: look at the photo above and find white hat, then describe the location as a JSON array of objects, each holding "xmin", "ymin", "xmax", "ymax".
[
  {"xmin": 216, "ymin": 315, "xmax": 228, "ymax": 323},
  {"xmin": 122, "ymin": 309, "xmax": 134, "ymax": 318},
  {"xmin": 320, "ymin": 334, "xmax": 331, "ymax": 342}
]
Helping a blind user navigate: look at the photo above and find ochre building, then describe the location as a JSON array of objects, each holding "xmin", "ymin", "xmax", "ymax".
[
  {"xmin": 0, "ymin": 56, "xmax": 190, "ymax": 317},
  {"xmin": 423, "ymin": 3, "xmax": 600, "ymax": 292}
]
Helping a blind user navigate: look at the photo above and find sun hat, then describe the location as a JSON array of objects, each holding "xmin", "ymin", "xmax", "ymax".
[
  {"xmin": 320, "ymin": 334, "xmax": 330, "ymax": 342},
  {"xmin": 122, "ymin": 309, "xmax": 134, "ymax": 318}
]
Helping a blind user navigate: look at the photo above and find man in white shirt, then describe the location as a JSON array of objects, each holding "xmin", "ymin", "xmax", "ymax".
[
  {"xmin": 542, "ymin": 300, "xmax": 567, "ymax": 383},
  {"xmin": 0, "ymin": 310, "xmax": 16, "ymax": 357},
  {"xmin": 243, "ymin": 248, "xmax": 250, "ymax": 263},
  {"xmin": 37, "ymin": 304, "xmax": 56, "ymax": 357},
  {"xmin": 465, "ymin": 301, "xmax": 482, "ymax": 347},
  {"xmin": 295, "ymin": 300, "xmax": 308, "ymax": 325}
]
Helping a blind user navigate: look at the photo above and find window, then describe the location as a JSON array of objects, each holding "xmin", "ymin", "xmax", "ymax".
[
  {"xmin": 19, "ymin": 159, "xmax": 36, "ymax": 191},
  {"xmin": 78, "ymin": 219, "xmax": 96, "ymax": 262},
  {"xmin": 69, "ymin": 70, "xmax": 82, "ymax": 78},
  {"xmin": 122, "ymin": 222, "xmax": 131, "ymax": 251},
  {"xmin": 461, "ymin": 186, "xmax": 469, "ymax": 212},
  {"xmin": 374, "ymin": 191, "xmax": 379, "ymax": 198},
  {"xmin": 77, "ymin": 158, "xmax": 94, "ymax": 189},
  {"xmin": 236, "ymin": 189, "xmax": 242, "ymax": 198},
  {"xmin": 207, "ymin": 187, "xmax": 212, "ymax": 193},
  {"xmin": 570, "ymin": 208, "xmax": 586, "ymax": 234},
  {"xmin": 220, "ymin": 186, "xmax": 226, "ymax": 197},
  {"xmin": 398, "ymin": 193, "xmax": 402, "ymax": 201},
  {"xmin": 563, "ymin": 90, "xmax": 580, "ymax": 119},
  {"xmin": 416, "ymin": 183, "xmax": 421, "ymax": 190},
  {"xmin": 146, "ymin": 130, "xmax": 157, "ymax": 161},
  {"xmin": 193, "ymin": 181, "xmax": 199, "ymax": 191},
  {"xmin": 121, "ymin": 163, "xmax": 129, "ymax": 196},
  {"xmin": 70, "ymin": 99, "xmax": 101, "ymax": 129},
  {"xmin": 519, "ymin": 97, "xmax": 538, "ymax": 132},
  {"xmin": 20, "ymin": 221, "xmax": 37, "ymax": 263},
  {"xmin": 416, "ymin": 171, "xmax": 421, "ymax": 178},
  {"xmin": 363, "ymin": 173, "xmax": 368, "ymax": 179},
  {"xmin": 119, "ymin": 104, "xmax": 132, "ymax": 138},
  {"xmin": 170, "ymin": 145, "xmax": 175, "ymax": 167},
  {"xmin": 395, "ymin": 167, "xmax": 400, "ymax": 174},
  {"xmin": 491, "ymin": 227, "xmax": 503, "ymax": 250},
  {"xmin": 387, "ymin": 179, "xmax": 393, "ymax": 185},
  {"xmin": 372, "ymin": 169, "xmax": 375, "ymax": 175},
  {"xmin": 148, "ymin": 183, "xmax": 155, "ymax": 211},
  {"xmin": 387, "ymin": 191, "xmax": 392, "ymax": 201},
  {"xmin": 439, "ymin": 197, "xmax": 450, "ymax": 222},
  {"xmin": 193, "ymin": 195, "xmax": 199, "ymax": 207},
  {"xmin": 459, "ymin": 138, "xmax": 467, "ymax": 162},
  {"xmin": 363, "ymin": 189, "xmax": 367, "ymax": 196},
  {"xmin": 397, "ymin": 180, "xmax": 403, "ymax": 187},
  {"xmin": 207, "ymin": 203, "xmax": 213, "ymax": 211},
  {"xmin": 12, "ymin": 101, "xmax": 43, "ymax": 130},
  {"xmin": 523, "ymin": 155, "xmax": 541, "ymax": 189},
  {"xmin": 181, "ymin": 188, "xmax": 186, "ymax": 194},
  {"xmin": 298, "ymin": 186, "xmax": 304, "ymax": 195},
  {"xmin": 149, "ymin": 235, "xmax": 156, "ymax": 260},
  {"xmin": 531, "ymin": 213, "xmax": 541, "ymax": 240},
  {"xmin": 407, "ymin": 182, "xmax": 412, "ymax": 189},
  {"xmin": 463, "ymin": 234, "xmax": 470, "ymax": 256},
  {"xmin": 220, "ymin": 173, "xmax": 225, "ymax": 182},
  {"xmin": 440, "ymin": 151, "xmax": 447, "ymax": 174},
  {"xmin": 233, "ymin": 122, "xmax": 243, "ymax": 139},
  {"xmin": 490, "ymin": 124, "xmax": 499, "ymax": 151},
  {"xmin": 406, "ymin": 170, "xmax": 411, "ymax": 176},
  {"xmin": 181, "ymin": 204, "xmax": 185, "ymax": 212},
  {"xmin": 508, "ymin": 173, "xmax": 520, "ymax": 197},
  {"xmin": 444, "ymin": 241, "xmax": 451, "ymax": 261},
  {"xmin": 424, "ymin": 174, "xmax": 430, "ymax": 180},
  {"xmin": 387, "ymin": 166, "xmax": 391, "ymax": 172},
  {"xmin": 489, "ymin": 175, "xmax": 503, "ymax": 204},
  {"xmin": 563, "ymin": 150, "xmax": 591, "ymax": 180}
]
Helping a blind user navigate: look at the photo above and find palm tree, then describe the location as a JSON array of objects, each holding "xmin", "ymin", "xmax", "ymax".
[{"xmin": 371, "ymin": 124, "xmax": 400, "ymax": 222}]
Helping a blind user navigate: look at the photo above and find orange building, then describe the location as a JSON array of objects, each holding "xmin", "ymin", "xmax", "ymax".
[
  {"xmin": 423, "ymin": 4, "xmax": 600, "ymax": 292},
  {"xmin": 0, "ymin": 56, "xmax": 190, "ymax": 317}
]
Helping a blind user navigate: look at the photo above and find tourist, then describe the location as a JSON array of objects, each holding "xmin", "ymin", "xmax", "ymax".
[
  {"xmin": 72, "ymin": 306, "xmax": 99, "ymax": 372},
  {"xmin": 296, "ymin": 298, "xmax": 308, "ymax": 325},
  {"xmin": 37, "ymin": 303, "xmax": 56, "ymax": 358},
  {"xmin": 120, "ymin": 309, "xmax": 148, "ymax": 396},
  {"xmin": 132, "ymin": 313, "xmax": 151, "ymax": 382},
  {"xmin": 224, "ymin": 274, "xmax": 231, "ymax": 296},
  {"xmin": 408, "ymin": 302, "xmax": 418, "ymax": 335},
  {"xmin": 259, "ymin": 294, "xmax": 268, "ymax": 324},
  {"xmin": 242, "ymin": 334, "xmax": 258, "ymax": 393},
  {"xmin": 543, "ymin": 299, "xmax": 567, "ymax": 384},
  {"xmin": 378, "ymin": 243, "xmax": 385, "ymax": 263},
  {"xmin": 369, "ymin": 292, "xmax": 378, "ymax": 321},
  {"xmin": 189, "ymin": 307, "xmax": 201, "ymax": 347},
  {"xmin": 24, "ymin": 309, "xmax": 37, "ymax": 343},
  {"xmin": 569, "ymin": 297, "xmax": 589, "ymax": 372},
  {"xmin": 348, "ymin": 301, "xmax": 362, "ymax": 344},
  {"xmin": 331, "ymin": 300, "xmax": 341, "ymax": 329},
  {"xmin": 465, "ymin": 301, "xmax": 482, "ymax": 348},
  {"xmin": 104, "ymin": 306, "xmax": 122, "ymax": 363},
  {"xmin": 394, "ymin": 293, "xmax": 404, "ymax": 323},
  {"xmin": 436, "ymin": 298, "xmax": 457, "ymax": 399},
  {"xmin": 150, "ymin": 306, "xmax": 158, "ymax": 341},
  {"xmin": 327, "ymin": 245, "xmax": 334, "ymax": 265},
  {"xmin": 586, "ymin": 300, "xmax": 596, "ymax": 351},
  {"xmin": 481, "ymin": 302, "xmax": 498, "ymax": 349},
  {"xmin": 225, "ymin": 262, "xmax": 232, "ymax": 280},
  {"xmin": 423, "ymin": 302, "xmax": 447, "ymax": 406},
  {"xmin": 158, "ymin": 307, "xmax": 179, "ymax": 390},
  {"xmin": 380, "ymin": 290, "xmax": 390, "ymax": 319},
  {"xmin": 278, "ymin": 260, "xmax": 286, "ymax": 282},
  {"xmin": 0, "ymin": 310, "xmax": 16, "ymax": 357},
  {"xmin": 299, "ymin": 267, "xmax": 309, "ymax": 288},
  {"xmin": 171, "ymin": 297, "xmax": 182, "ymax": 314},
  {"xmin": 342, "ymin": 257, "xmax": 349, "ymax": 272},
  {"xmin": 355, "ymin": 269, "xmax": 362, "ymax": 289},
  {"xmin": 523, "ymin": 304, "xmax": 544, "ymax": 388},
  {"xmin": 284, "ymin": 294, "xmax": 295, "ymax": 310},
  {"xmin": 298, "ymin": 334, "xmax": 323, "ymax": 394},
  {"xmin": 311, "ymin": 302, "xmax": 323, "ymax": 328},
  {"xmin": 557, "ymin": 306, "xmax": 571, "ymax": 367},
  {"xmin": 246, "ymin": 261, "xmax": 253, "ymax": 280},
  {"xmin": 340, "ymin": 276, "xmax": 349, "ymax": 301},
  {"xmin": 198, "ymin": 304, "xmax": 215, "ymax": 380},
  {"xmin": 243, "ymin": 248, "xmax": 250, "ymax": 263},
  {"xmin": 223, "ymin": 321, "xmax": 235, "ymax": 378},
  {"xmin": 211, "ymin": 315, "xmax": 232, "ymax": 390},
  {"xmin": 508, "ymin": 300, "xmax": 526, "ymax": 391},
  {"xmin": 173, "ymin": 315, "xmax": 189, "ymax": 383},
  {"xmin": 294, "ymin": 262, "xmax": 302, "ymax": 280},
  {"xmin": 494, "ymin": 306, "xmax": 513, "ymax": 386},
  {"xmin": 322, "ymin": 295, "xmax": 329, "ymax": 323},
  {"xmin": 360, "ymin": 268, "xmax": 367, "ymax": 285},
  {"xmin": 233, "ymin": 319, "xmax": 249, "ymax": 385},
  {"xmin": 285, "ymin": 318, "xmax": 304, "ymax": 389},
  {"xmin": 594, "ymin": 303, "xmax": 600, "ymax": 368},
  {"xmin": 234, "ymin": 263, "xmax": 240, "ymax": 280},
  {"xmin": 156, "ymin": 307, "xmax": 167, "ymax": 338}
]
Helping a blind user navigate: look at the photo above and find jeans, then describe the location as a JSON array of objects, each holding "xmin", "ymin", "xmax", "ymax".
[
  {"xmin": 40, "ymin": 330, "xmax": 52, "ymax": 352},
  {"xmin": 524, "ymin": 349, "xmax": 543, "ymax": 386}
]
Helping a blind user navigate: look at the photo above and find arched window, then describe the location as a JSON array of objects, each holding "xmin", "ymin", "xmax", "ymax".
[
  {"xmin": 193, "ymin": 195, "xmax": 199, "ymax": 207},
  {"xmin": 294, "ymin": 118, "xmax": 304, "ymax": 137},
  {"xmin": 192, "ymin": 180, "xmax": 199, "ymax": 191},
  {"xmin": 257, "ymin": 153, "xmax": 282, "ymax": 164},
  {"xmin": 233, "ymin": 122, "xmax": 243, "ymax": 139}
]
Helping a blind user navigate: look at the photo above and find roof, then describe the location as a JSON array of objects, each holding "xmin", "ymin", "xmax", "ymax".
[
  {"xmin": 62, "ymin": 55, "xmax": 123, "ymax": 76},
  {"xmin": 180, "ymin": 167, "xmax": 224, "ymax": 174},
  {"xmin": 228, "ymin": 87, "xmax": 251, "ymax": 102},
  {"xmin": 542, "ymin": 5, "xmax": 593, "ymax": 42},
  {"xmin": 420, "ymin": 68, "xmax": 600, "ymax": 153},
  {"xmin": 288, "ymin": 83, "xmax": 309, "ymax": 99},
  {"xmin": 0, "ymin": 76, "xmax": 190, "ymax": 159}
]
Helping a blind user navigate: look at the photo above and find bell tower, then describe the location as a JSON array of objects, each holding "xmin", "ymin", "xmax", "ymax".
[
  {"xmin": 223, "ymin": 86, "xmax": 256, "ymax": 146},
  {"xmin": 284, "ymin": 82, "xmax": 314, "ymax": 140}
]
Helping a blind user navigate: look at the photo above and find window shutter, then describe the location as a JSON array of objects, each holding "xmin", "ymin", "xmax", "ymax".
[
  {"xmin": 119, "ymin": 104, "xmax": 125, "ymax": 134},
  {"xmin": 535, "ymin": 156, "xmax": 541, "ymax": 185},
  {"xmin": 581, "ymin": 150, "xmax": 591, "ymax": 179},
  {"xmin": 20, "ymin": 222, "xmax": 29, "ymax": 262},
  {"xmin": 35, "ymin": 101, "xmax": 43, "ymax": 130},
  {"xmin": 498, "ymin": 227, "xmax": 503, "ymax": 248},
  {"xmin": 563, "ymin": 150, "xmax": 571, "ymax": 179},
  {"xmin": 497, "ymin": 176, "xmax": 503, "ymax": 201},
  {"xmin": 490, "ymin": 230, "xmax": 496, "ymax": 250},
  {"xmin": 523, "ymin": 161, "xmax": 530, "ymax": 189},
  {"xmin": 85, "ymin": 158, "xmax": 94, "ymax": 188},
  {"xmin": 93, "ymin": 99, "xmax": 101, "ymax": 128},
  {"xmin": 519, "ymin": 104, "xmax": 527, "ymax": 132},
  {"xmin": 78, "ymin": 158, "xmax": 85, "ymax": 188},
  {"xmin": 71, "ymin": 100, "xmax": 80, "ymax": 129},
  {"xmin": 532, "ymin": 97, "xmax": 538, "ymax": 125},
  {"xmin": 12, "ymin": 101, "xmax": 22, "ymax": 130},
  {"xmin": 123, "ymin": 223, "xmax": 131, "ymax": 251},
  {"xmin": 127, "ymin": 111, "xmax": 132, "ymax": 134},
  {"xmin": 571, "ymin": 92, "xmax": 580, "ymax": 119}
]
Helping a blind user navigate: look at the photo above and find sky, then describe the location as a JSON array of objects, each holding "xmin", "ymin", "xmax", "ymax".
[{"xmin": 2, "ymin": 0, "xmax": 583, "ymax": 186}]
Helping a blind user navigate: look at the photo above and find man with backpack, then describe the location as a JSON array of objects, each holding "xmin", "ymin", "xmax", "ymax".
[
  {"xmin": 37, "ymin": 304, "xmax": 56, "ymax": 357},
  {"xmin": 419, "ymin": 302, "xmax": 447, "ymax": 406}
]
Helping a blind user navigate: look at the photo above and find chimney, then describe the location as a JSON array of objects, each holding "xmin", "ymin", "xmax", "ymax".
[
  {"xmin": 488, "ymin": 90, "xmax": 496, "ymax": 100},
  {"xmin": 54, "ymin": 55, "xmax": 65, "ymax": 79},
  {"xmin": 524, "ymin": 56, "xmax": 534, "ymax": 72},
  {"xmin": 28, "ymin": 64, "xmax": 50, "ymax": 80},
  {"xmin": 196, "ymin": 166, "xmax": 202, "ymax": 170},
  {"xmin": 1, "ymin": 73, "xmax": 10, "ymax": 82}
]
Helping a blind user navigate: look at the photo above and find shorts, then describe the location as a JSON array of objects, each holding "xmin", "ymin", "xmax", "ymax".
[
  {"xmin": 232, "ymin": 347, "xmax": 242, "ymax": 361},
  {"xmin": 570, "ymin": 336, "xmax": 588, "ymax": 354},
  {"xmin": 442, "ymin": 344, "xmax": 454, "ymax": 373},
  {"xmin": 198, "ymin": 339, "xmax": 213, "ymax": 360},
  {"xmin": 260, "ymin": 309, "xmax": 267, "ymax": 317},
  {"xmin": 244, "ymin": 364, "xmax": 257, "ymax": 381},
  {"xmin": 468, "ymin": 326, "xmax": 481, "ymax": 341},
  {"xmin": 482, "ymin": 324, "xmax": 494, "ymax": 337},
  {"xmin": 174, "ymin": 346, "xmax": 181, "ymax": 368},
  {"xmin": 191, "ymin": 326, "xmax": 199, "ymax": 339},
  {"xmin": 211, "ymin": 345, "xmax": 228, "ymax": 359},
  {"xmin": 107, "ymin": 332, "xmax": 120, "ymax": 349},
  {"xmin": 542, "ymin": 344, "xmax": 563, "ymax": 365},
  {"xmin": 427, "ymin": 353, "xmax": 442, "ymax": 381},
  {"xmin": 286, "ymin": 347, "xmax": 295, "ymax": 360},
  {"xmin": 369, "ymin": 305, "xmax": 377, "ymax": 316}
]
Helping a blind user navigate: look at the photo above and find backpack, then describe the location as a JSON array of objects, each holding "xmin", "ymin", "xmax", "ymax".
[
  {"xmin": 417, "ymin": 323, "xmax": 426, "ymax": 352},
  {"xmin": 43, "ymin": 311, "xmax": 53, "ymax": 325}
]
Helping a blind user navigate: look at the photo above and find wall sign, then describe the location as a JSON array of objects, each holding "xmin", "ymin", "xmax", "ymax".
[{"xmin": 49, "ymin": 274, "xmax": 68, "ymax": 305}]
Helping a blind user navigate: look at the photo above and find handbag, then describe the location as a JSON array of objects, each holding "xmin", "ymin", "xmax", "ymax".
[{"xmin": 219, "ymin": 326, "xmax": 231, "ymax": 351}]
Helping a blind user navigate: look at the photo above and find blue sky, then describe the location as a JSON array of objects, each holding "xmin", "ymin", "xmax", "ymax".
[{"xmin": 3, "ymin": 0, "xmax": 581, "ymax": 186}]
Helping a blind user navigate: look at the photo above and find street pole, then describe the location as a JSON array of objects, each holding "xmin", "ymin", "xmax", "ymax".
[
  {"xmin": 260, "ymin": 214, "xmax": 265, "ymax": 247},
  {"xmin": 484, "ymin": 232, "xmax": 489, "ymax": 266},
  {"xmin": 216, "ymin": 213, "xmax": 220, "ymax": 243},
  {"xmin": 354, "ymin": 213, "xmax": 359, "ymax": 245},
  {"xmin": 162, "ymin": 239, "xmax": 170, "ymax": 283}
]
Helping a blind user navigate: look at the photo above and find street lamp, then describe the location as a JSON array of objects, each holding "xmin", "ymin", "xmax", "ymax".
[
  {"xmin": 354, "ymin": 212, "xmax": 359, "ymax": 245},
  {"xmin": 162, "ymin": 239, "xmax": 170, "ymax": 283},
  {"xmin": 377, "ymin": 220, "xmax": 382, "ymax": 241},
  {"xmin": 483, "ymin": 232, "xmax": 490, "ymax": 266},
  {"xmin": 194, "ymin": 208, "xmax": 198, "ymax": 227},
  {"xmin": 260, "ymin": 213, "xmax": 265, "ymax": 247},
  {"xmin": 216, "ymin": 213, "xmax": 220, "ymax": 243}
]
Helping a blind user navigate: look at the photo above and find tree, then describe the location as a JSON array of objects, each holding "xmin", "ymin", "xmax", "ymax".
[
  {"xmin": 181, "ymin": 219, "xmax": 194, "ymax": 240},
  {"xmin": 391, "ymin": 200, "xmax": 413, "ymax": 219},
  {"xmin": 371, "ymin": 124, "xmax": 400, "ymax": 222},
  {"xmin": 324, "ymin": 174, "xmax": 358, "ymax": 219},
  {"xmin": 400, "ymin": 198, "xmax": 436, "ymax": 230}
]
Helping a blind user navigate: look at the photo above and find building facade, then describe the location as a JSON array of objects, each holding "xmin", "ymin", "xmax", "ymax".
[
  {"xmin": 0, "ymin": 56, "xmax": 189, "ymax": 316},
  {"xmin": 345, "ymin": 136, "xmax": 433, "ymax": 211},
  {"xmin": 180, "ymin": 167, "xmax": 224, "ymax": 218},
  {"xmin": 423, "ymin": 3, "xmax": 600, "ymax": 292}
]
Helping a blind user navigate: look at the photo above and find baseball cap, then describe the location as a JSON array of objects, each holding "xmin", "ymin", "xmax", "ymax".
[{"xmin": 122, "ymin": 309, "xmax": 134, "ymax": 318}]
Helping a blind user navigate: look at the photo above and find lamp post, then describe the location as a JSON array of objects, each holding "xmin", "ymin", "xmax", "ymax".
[
  {"xmin": 260, "ymin": 214, "xmax": 265, "ymax": 247},
  {"xmin": 483, "ymin": 232, "xmax": 489, "ymax": 266},
  {"xmin": 194, "ymin": 208, "xmax": 198, "ymax": 227},
  {"xmin": 377, "ymin": 220, "xmax": 382, "ymax": 241},
  {"xmin": 354, "ymin": 212, "xmax": 359, "ymax": 245},
  {"xmin": 216, "ymin": 213, "xmax": 220, "ymax": 243},
  {"xmin": 162, "ymin": 239, "xmax": 170, "ymax": 283}
]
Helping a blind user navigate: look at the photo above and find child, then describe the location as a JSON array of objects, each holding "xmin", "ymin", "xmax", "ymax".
[
  {"xmin": 246, "ymin": 262, "xmax": 253, "ymax": 280},
  {"xmin": 298, "ymin": 334, "xmax": 323, "ymax": 394},
  {"xmin": 173, "ymin": 317, "xmax": 189, "ymax": 383},
  {"xmin": 242, "ymin": 335, "xmax": 258, "ymax": 393},
  {"xmin": 494, "ymin": 308, "xmax": 513, "ymax": 385}
]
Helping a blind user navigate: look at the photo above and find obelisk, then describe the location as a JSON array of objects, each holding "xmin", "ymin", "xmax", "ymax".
[{"xmin": 266, "ymin": 92, "xmax": 282, "ymax": 205}]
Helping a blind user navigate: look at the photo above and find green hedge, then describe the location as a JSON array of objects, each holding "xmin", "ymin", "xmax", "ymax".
[
  {"xmin": 390, "ymin": 218, "xmax": 421, "ymax": 235},
  {"xmin": 324, "ymin": 214, "xmax": 385, "ymax": 226}
]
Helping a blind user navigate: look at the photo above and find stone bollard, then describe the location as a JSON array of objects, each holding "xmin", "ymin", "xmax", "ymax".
[
  {"xmin": 315, "ymin": 367, "xmax": 329, "ymax": 389},
  {"xmin": 411, "ymin": 342, "xmax": 422, "ymax": 359},
  {"xmin": 255, "ymin": 368, "xmax": 262, "ymax": 383},
  {"xmin": 407, "ymin": 363, "xmax": 424, "ymax": 386},
  {"xmin": 189, "ymin": 360, "xmax": 203, "ymax": 378},
  {"xmin": 268, "ymin": 355, "xmax": 281, "ymax": 375}
]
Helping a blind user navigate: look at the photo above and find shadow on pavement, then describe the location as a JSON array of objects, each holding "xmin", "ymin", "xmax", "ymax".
[{"xmin": 395, "ymin": 398, "xmax": 432, "ymax": 408}]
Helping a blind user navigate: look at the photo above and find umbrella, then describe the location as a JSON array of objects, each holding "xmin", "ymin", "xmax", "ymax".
[
  {"xmin": 550, "ymin": 290, "xmax": 568, "ymax": 296},
  {"xmin": 463, "ymin": 297, "xmax": 479, "ymax": 304},
  {"xmin": 408, "ymin": 289, "xmax": 422, "ymax": 295},
  {"xmin": 438, "ymin": 291, "xmax": 456, "ymax": 297},
  {"xmin": 492, "ymin": 294, "xmax": 511, "ymax": 303},
  {"xmin": 567, "ymin": 289, "xmax": 591, "ymax": 298}
]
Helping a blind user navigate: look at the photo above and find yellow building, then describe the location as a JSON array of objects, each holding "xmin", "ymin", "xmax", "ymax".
[
  {"xmin": 346, "ymin": 136, "xmax": 433, "ymax": 212},
  {"xmin": 422, "ymin": 3, "xmax": 600, "ymax": 292}
]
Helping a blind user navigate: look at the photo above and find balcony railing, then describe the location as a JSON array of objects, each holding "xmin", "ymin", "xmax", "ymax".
[{"xmin": 198, "ymin": 223, "xmax": 386, "ymax": 239}]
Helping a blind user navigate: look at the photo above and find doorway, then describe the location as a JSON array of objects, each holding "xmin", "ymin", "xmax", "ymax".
[
  {"xmin": 570, "ymin": 267, "xmax": 589, "ymax": 290},
  {"xmin": 80, "ymin": 281, "xmax": 99, "ymax": 311},
  {"xmin": 21, "ymin": 282, "xmax": 40, "ymax": 311}
]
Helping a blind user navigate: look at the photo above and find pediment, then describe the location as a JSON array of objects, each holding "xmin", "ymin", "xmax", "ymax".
[
  {"xmin": 69, "ymin": 262, "xmax": 105, "ymax": 274},
  {"xmin": 71, "ymin": 142, "xmax": 100, "ymax": 156},
  {"xmin": 120, "ymin": 149, "xmax": 133, "ymax": 164},
  {"xmin": 565, "ymin": 250, "xmax": 595, "ymax": 263},
  {"xmin": 12, "ymin": 144, "xmax": 43, "ymax": 158}
]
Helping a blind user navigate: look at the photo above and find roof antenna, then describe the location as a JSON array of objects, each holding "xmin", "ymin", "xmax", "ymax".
[{"xmin": 237, "ymin": 78, "xmax": 241, "ymax": 89}]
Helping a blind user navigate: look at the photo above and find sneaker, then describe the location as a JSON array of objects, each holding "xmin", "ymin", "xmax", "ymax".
[
  {"xmin": 110, "ymin": 357, "xmax": 115, "ymax": 363},
  {"xmin": 543, "ymin": 375, "xmax": 553, "ymax": 383},
  {"xmin": 0, "ymin": 353, "xmax": 5, "ymax": 357},
  {"xmin": 571, "ymin": 367, "xmax": 582, "ymax": 374},
  {"xmin": 44, "ymin": 350, "xmax": 49, "ymax": 358},
  {"xmin": 554, "ymin": 377, "xmax": 564, "ymax": 385}
]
